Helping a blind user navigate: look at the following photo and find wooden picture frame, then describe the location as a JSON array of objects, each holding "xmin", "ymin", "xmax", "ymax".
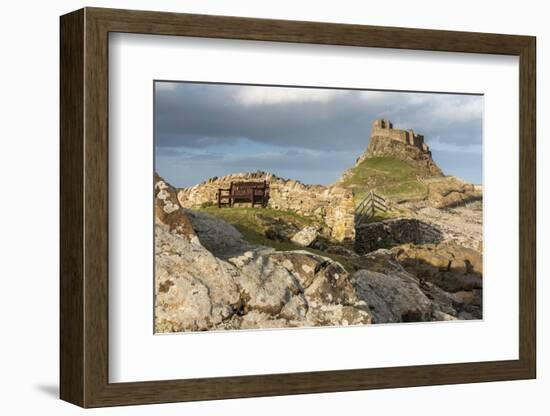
[{"xmin": 60, "ymin": 7, "xmax": 536, "ymax": 408}]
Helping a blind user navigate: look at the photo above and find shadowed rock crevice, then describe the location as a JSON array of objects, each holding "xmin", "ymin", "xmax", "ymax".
[
  {"xmin": 353, "ymin": 247, "xmax": 482, "ymax": 323},
  {"xmin": 355, "ymin": 218, "xmax": 443, "ymax": 254}
]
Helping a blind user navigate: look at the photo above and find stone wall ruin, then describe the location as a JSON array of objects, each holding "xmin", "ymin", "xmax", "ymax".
[{"xmin": 176, "ymin": 171, "xmax": 356, "ymax": 243}]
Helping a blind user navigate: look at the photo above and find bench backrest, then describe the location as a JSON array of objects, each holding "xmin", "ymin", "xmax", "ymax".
[{"xmin": 231, "ymin": 181, "xmax": 267, "ymax": 197}]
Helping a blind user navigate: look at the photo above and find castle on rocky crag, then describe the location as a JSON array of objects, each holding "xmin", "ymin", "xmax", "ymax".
[
  {"xmin": 371, "ymin": 119, "xmax": 432, "ymax": 156},
  {"xmin": 353, "ymin": 118, "xmax": 444, "ymax": 177}
]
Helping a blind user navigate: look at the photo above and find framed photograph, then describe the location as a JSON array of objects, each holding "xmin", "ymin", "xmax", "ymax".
[{"xmin": 60, "ymin": 7, "xmax": 536, "ymax": 408}]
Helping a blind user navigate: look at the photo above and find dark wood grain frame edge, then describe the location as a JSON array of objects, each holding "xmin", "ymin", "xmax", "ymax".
[
  {"xmin": 60, "ymin": 8, "xmax": 85, "ymax": 407},
  {"xmin": 60, "ymin": 7, "xmax": 536, "ymax": 408}
]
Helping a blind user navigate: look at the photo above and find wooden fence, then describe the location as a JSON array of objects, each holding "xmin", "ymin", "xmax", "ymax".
[{"xmin": 355, "ymin": 191, "xmax": 387, "ymax": 225}]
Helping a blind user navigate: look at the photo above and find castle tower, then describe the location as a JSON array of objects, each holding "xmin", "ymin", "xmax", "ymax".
[{"xmin": 372, "ymin": 119, "xmax": 393, "ymax": 130}]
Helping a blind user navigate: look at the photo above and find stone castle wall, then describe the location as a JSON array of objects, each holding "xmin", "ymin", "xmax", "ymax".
[
  {"xmin": 176, "ymin": 171, "xmax": 356, "ymax": 242},
  {"xmin": 371, "ymin": 119, "xmax": 430, "ymax": 154}
]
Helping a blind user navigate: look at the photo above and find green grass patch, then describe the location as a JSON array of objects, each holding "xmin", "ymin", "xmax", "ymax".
[
  {"xmin": 377, "ymin": 180, "xmax": 427, "ymax": 201},
  {"xmin": 340, "ymin": 157, "xmax": 428, "ymax": 204},
  {"xmin": 199, "ymin": 206, "xmax": 318, "ymax": 250},
  {"xmin": 198, "ymin": 206, "xmax": 358, "ymax": 271},
  {"xmin": 200, "ymin": 206, "xmax": 316, "ymax": 229}
]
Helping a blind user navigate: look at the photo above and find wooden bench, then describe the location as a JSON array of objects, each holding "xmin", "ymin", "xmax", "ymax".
[{"xmin": 217, "ymin": 181, "xmax": 270, "ymax": 208}]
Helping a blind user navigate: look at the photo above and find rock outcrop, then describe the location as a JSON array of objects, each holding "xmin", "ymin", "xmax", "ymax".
[
  {"xmin": 402, "ymin": 200, "xmax": 483, "ymax": 251},
  {"xmin": 424, "ymin": 176, "xmax": 482, "ymax": 209},
  {"xmin": 353, "ymin": 248, "xmax": 482, "ymax": 322},
  {"xmin": 354, "ymin": 269, "xmax": 434, "ymax": 323},
  {"xmin": 182, "ymin": 208, "xmax": 251, "ymax": 258},
  {"xmin": 155, "ymin": 224, "xmax": 373, "ymax": 332},
  {"xmin": 354, "ymin": 119, "xmax": 444, "ymax": 177},
  {"xmin": 393, "ymin": 242, "xmax": 483, "ymax": 294},
  {"xmin": 362, "ymin": 136, "xmax": 443, "ymax": 177},
  {"xmin": 354, "ymin": 218, "xmax": 443, "ymax": 255},
  {"xmin": 154, "ymin": 174, "xmax": 371, "ymax": 332},
  {"xmin": 290, "ymin": 226, "xmax": 319, "ymax": 247},
  {"xmin": 155, "ymin": 174, "xmax": 196, "ymax": 239}
]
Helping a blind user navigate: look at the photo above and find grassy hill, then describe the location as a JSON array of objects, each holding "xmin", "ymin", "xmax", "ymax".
[{"xmin": 339, "ymin": 157, "xmax": 428, "ymax": 205}]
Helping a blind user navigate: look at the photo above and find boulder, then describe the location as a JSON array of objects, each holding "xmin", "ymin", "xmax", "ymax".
[
  {"xmin": 269, "ymin": 251, "xmax": 325, "ymax": 288},
  {"xmin": 227, "ymin": 249, "xmax": 302, "ymax": 316},
  {"xmin": 305, "ymin": 261, "xmax": 358, "ymax": 306},
  {"xmin": 155, "ymin": 173, "xmax": 180, "ymax": 214},
  {"xmin": 155, "ymin": 174, "xmax": 195, "ymax": 239},
  {"xmin": 392, "ymin": 242, "xmax": 482, "ymax": 293},
  {"xmin": 183, "ymin": 208, "xmax": 250, "ymax": 257},
  {"xmin": 155, "ymin": 224, "xmax": 242, "ymax": 332},
  {"xmin": 354, "ymin": 269, "xmax": 434, "ymax": 323},
  {"xmin": 353, "ymin": 247, "xmax": 482, "ymax": 321},
  {"xmin": 290, "ymin": 226, "xmax": 318, "ymax": 247}
]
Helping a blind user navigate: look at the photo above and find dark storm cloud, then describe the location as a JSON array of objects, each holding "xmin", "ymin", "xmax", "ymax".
[
  {"xmin": 154, "ymin": 82, "xmax": 483, "ymax": 151},
  {"xmin": 154, "ymin": 82, "xmax": 483, "ymax": 187}
]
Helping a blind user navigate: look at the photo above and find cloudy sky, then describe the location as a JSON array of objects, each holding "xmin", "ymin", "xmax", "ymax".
[{"xmin": 155, "ymin": 81, "xmax": 483, "ymax": 187}]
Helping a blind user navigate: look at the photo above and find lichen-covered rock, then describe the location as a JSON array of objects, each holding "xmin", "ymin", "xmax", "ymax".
[
  {"xmin": 155, "ymin": 174, "xmax": 196, "ymax": 239},
  {"xmin": 155, "ymin": 173, "xmax": 180, "ymax": 214},
  {"xmin": 306, "ymin": 304, "xmax": 372, "ymax": 326},
  {"xmin": 305, "ymin": 261, "xmax": 358, "ymax": 306},
  {"xmin": 279, "ymin": 295, "xmax": 309, "ymax": 321},
  {"xmin": 392, "ymin": 242, "xmax": 482, "ymax": 293},
  {"xmin": 425, "ymin": 176, "xmax": 482, "ymax": 209},
  {"xmin": 269, "ymin": 251, "xmax": 324, "ymax": 289},
  {"xmin": 238, "ymin": 311, "xmax": 295, "ymax": 330},
  {"xmin": 154, "ymin": 204, "xmax": 372, "ymax": 332},
  {"xmin": 183, "ymin": 208, "xmax": 250, "ymax": 257},
  {"xmin": 227, "ymin": 249, "xmax": 302, "ymax": 316},
  {"xmin": 155, "ymin": 224, "xmax": 242, "ymax": 332},
  {"xmin": 290, "ymin": 226, "xmax": 318, "ymax": 247},
  {"xmin": 403, "ymin": 200, "xmax": 483, "ymax": 251},
  {"xmin": 354, "ymin": 269, "xmax": 434, "ymax": 323},
  {"xmin": 355, "ymin": 247, "xmax": 482, "ymax": 321}
]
